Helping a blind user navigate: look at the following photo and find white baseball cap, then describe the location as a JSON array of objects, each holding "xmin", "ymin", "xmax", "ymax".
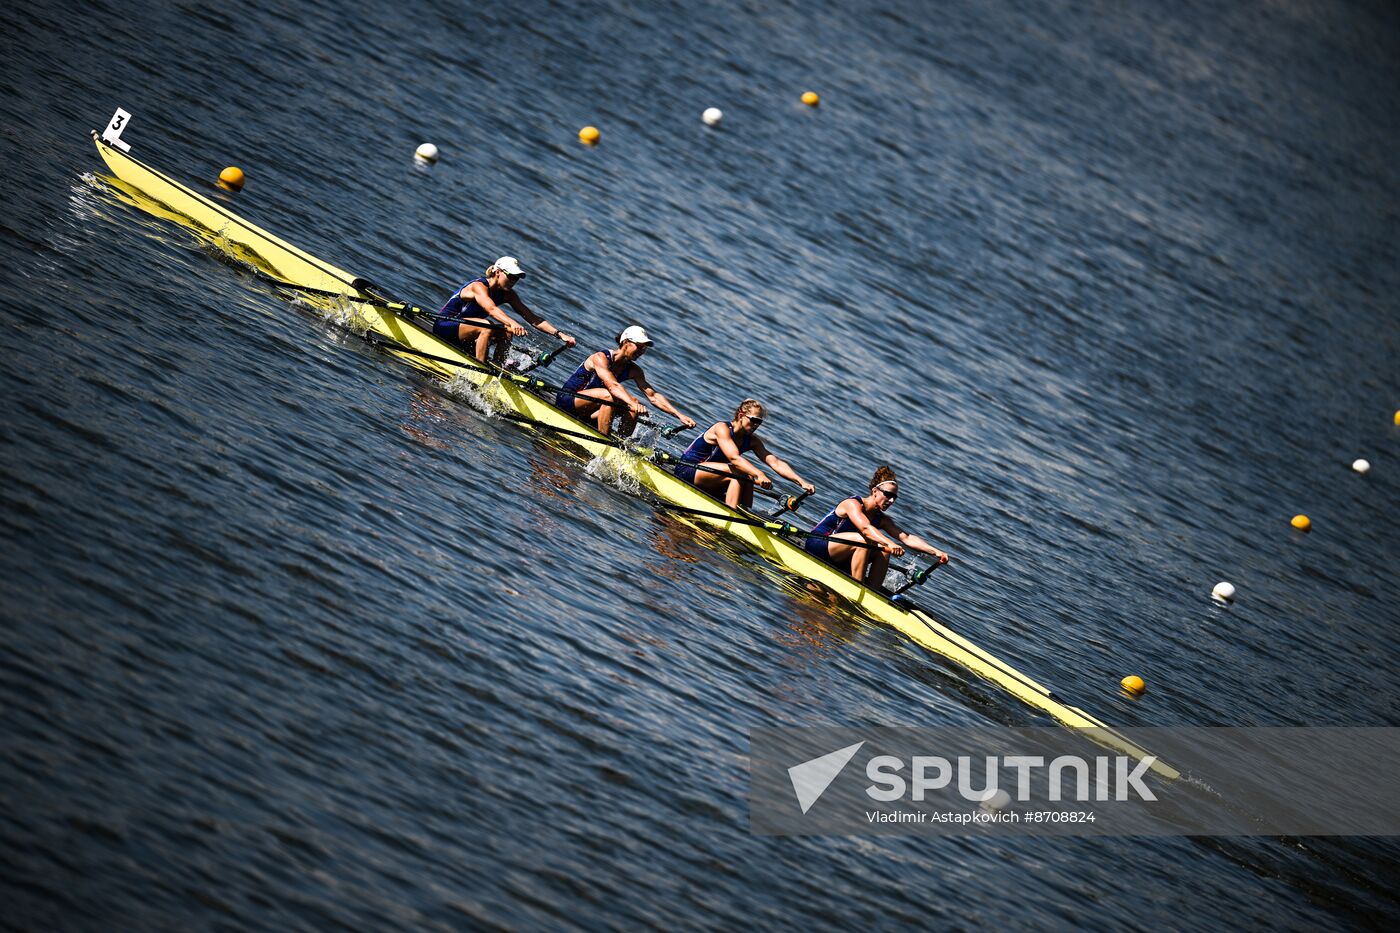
[
  {"xmin": 618, "ymin": 325, "xmax": 653, "ymax": 346},
  {"xmin": 493, "ymin": 256, "xmax": 525, "ymax": 277}
]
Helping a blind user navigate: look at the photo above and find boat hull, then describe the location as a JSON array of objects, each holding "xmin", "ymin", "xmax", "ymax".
[{"xmin": 91, "ymin": 133, "xmax": 1177, "ymax": 779}]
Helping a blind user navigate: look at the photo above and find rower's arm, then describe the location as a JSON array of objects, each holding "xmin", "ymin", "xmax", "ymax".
[
  {"xmin": 753, "ymin": 437, "xmax": 815, "ymax": 492},
  {"xmin": 715, "ymin": 424, "xmax": 766, "ymax": 480},
  {"xmin": 466, "ymin": 282, "xmax": 522, "ymax": 329},
  {"xmin": 844, "ymin": 502, "xmax": 902, "ymax": 550},
  {"xmin": 510, "ymin": 296, "xmax": 576, "ymax": 345},
  {"xmin": 635, "ymin": 371, "xmax": 697, "ymax": 427},
  {"xmin": 887, "ymin": 518, "xmax": 950, "ymax": 562},
  {"xmin": 593, "ymin": 354, "xmax": 643, "ymax": 408}
]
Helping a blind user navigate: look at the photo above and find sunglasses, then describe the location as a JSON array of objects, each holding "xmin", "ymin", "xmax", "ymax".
[
  {"xmin": 747, "ymin": 416, "xmax": 764, "ymax": 427},
  {"xmin": 876, "ymin": 485, "xmax": 898, "ymax": 501}
]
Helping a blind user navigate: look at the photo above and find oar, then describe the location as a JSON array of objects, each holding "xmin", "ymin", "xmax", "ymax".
[
  {"xmin": 256, "ymin": 272, "xmax": 439, "ymax": 321},
  {"xmin": 542, "ymin": 396, "xmax": 687, "ymax": 437},
  {"xmin": 360, "ymin": 332, "xmax": 526, "ymax": 379},
  {"xmin": 651, "ymin": 450, "xmax": 742, "ymax": 479},
  {"xmin": 697, "ymin": 475, "xmax": 811, "ymax": 518},
  {"xmin": 767, "ymin": 488, "xmax": 813, "ymax": 520},
  {"xmin": 653, "ymin": 502, "xmax": 889, "ymax": 551}
]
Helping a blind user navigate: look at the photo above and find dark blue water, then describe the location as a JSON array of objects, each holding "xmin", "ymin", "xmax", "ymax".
[{"xmin": 4, "ymin": 0, "xmax": 1399, "ymax": 927}]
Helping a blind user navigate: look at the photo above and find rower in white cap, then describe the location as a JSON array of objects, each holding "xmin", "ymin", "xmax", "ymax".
[
  {"xmin": 432, "ymin": 256, "xmax": 575, "ymax": 363},
  {"xmin": 554, "ymin": 326, "xmax": 697, "ymax": 436}
]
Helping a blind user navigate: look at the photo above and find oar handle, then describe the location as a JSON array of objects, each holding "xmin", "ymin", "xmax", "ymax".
[
  {"xmin": 532, "ymin": 342, "xmax": 569, "ymax": 369},
  {"xmin": 767, "ymin": 487, "xmax": 813, "ymax": 519}
]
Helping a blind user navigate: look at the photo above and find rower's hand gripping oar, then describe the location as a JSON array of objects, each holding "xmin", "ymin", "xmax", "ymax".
[{"xmin": 767, "ymin": 488, "xmax": 813, "ymax": 520}]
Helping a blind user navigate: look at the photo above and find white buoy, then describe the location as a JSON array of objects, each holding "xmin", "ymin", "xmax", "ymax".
[
  {"xmin": 1212, "ymin": 581, "xmax": 1236, "ymax": 603},
  {"xmin": 702, "ymin": 107, "xmax": 723, "ymax": 126},
  {"xmin": 980, "ymin": 789, "xmax": 1011, "ymax": 812},
  {"xmin": 1352, "ymin": 458, "xmax": 1371, "ymax": 475},
  {"xmin": 415, "ymin": 143, "xmax": 440, "ymax": 163}
]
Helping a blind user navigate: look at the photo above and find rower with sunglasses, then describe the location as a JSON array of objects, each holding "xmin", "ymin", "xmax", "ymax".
[
  {"xmin": 432, "ymin": 256, "xmax": 576, "ymax": 363},
  {"xmin": 674, "ymin": 399, "xmax": 816, "ymax": 509},
  {"xmin": 803, "ymin": 466, "xmax": 949, "ymax": 588}
]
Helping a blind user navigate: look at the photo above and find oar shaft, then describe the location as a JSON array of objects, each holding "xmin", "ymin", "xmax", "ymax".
[
  {"xmin": 513, "ymin": 341, "xmax": 569, "ymax": 373},
  {"xmin": 653, "ymin": 502, "xmax": 887, "ymax": 550}
]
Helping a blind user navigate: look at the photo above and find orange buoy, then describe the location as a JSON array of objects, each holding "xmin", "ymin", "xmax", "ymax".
[{"xmin": 218, "ymin": 166, "xmax": 245, "ymax": 191}]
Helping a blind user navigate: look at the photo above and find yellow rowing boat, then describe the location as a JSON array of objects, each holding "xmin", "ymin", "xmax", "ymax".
[{"xmin": 90, "ymin": 119, "xmax": 1178, "ymax": 779}]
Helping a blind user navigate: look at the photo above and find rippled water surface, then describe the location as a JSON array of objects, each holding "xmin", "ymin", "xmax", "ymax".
[{"xmin": 4, "ymin": 0, "xmax": 1399, "ymax": 927}]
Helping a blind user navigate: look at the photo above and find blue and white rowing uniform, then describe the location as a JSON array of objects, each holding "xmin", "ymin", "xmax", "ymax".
[
  {"xmin": 675, "ymin": 426, "xmax": 752, "ymax": 484},
  {"xmin": 555, "ymin": 350, "xmax": 633, "ymax": 412},
  {"xmin": 432, "ymin": 276, "xmax": 510, "ymax": 342},
  {"xmin": 804, "ymin": 496, "xmax": 885, "ymax": 564}
]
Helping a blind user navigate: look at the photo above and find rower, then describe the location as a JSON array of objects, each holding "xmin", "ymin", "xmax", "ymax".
[
  {"xmin": 675, "ymin": 399, "xmax": 815, "ymax": 509},
  {"xmin": 554, "ymin": 326, "xmax": 697, "ymax": 436},
  {"xmin": 433, "ymin": 256, "xmax": 575, "ymax": 363},
  {"xmin": 804, "ymin": 466, "xmax": 949, "ymax": 588}
]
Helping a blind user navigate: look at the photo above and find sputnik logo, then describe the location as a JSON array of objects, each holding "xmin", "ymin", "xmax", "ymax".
[{"xmin": 788, "ymin": 741, "xmax": 865, "ymax": 814}]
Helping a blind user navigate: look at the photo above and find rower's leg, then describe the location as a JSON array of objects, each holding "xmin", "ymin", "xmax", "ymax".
[
  {"xmin": 695, "ymin": 465, "xmax": 743, "ymax": 507},
  {"xmin": 827, "ymin": 533, "xmax": 866, "ymax": 581},
  {"xmin": 490, "ymin": 334, "xmax": 510, "ymax": 366},
  {"xmin": 689, "ymin": 463, "xmax": 723, "ymax": 490},
  {"xmin": 448, "ymin": 323, "xmax": 494, "ymax": 362},
  {"xmin": 737, "ymin": 477, "xmax": 755, "ymax": 509},
  {"xmin": 849, "ymin": 542, "xmax": 870, "ymax": 582},
  {"xmin": 567, "ymin": 388, "xmax": 615, "ymax": 435},
  {"xmin": 865, "ymin": 550, "xmax": 891, "ymax": 589}
]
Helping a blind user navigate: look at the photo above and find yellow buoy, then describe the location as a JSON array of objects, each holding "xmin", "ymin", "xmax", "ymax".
[
  {"xmin": 1291, "ymin": 514, "xmax": 1312, "ymax": 532},
  {"xmin": 801, "ymin": 91, "xmax": 820, "ymax": 107},
  {"xmin": 1121, "ymin": 675, "xmax": 1146, "ymax": 696},
  {"xmin": 1394, "ymin": 410, "xmax": 1400, "ymax": 426},
  {"xmin": 218, "ymin": 166, "xmax": 245, "ymax": 191},
  {"xmin": 578, "ymin": 125, "xmax": 600, "ymax": 145}
]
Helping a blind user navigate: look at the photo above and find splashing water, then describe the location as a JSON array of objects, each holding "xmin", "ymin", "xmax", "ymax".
[
  {"xmin": 318, "ymin": 298, "xmax": 375, "ymax": 336},
  {"xmin": 503, "ymin": 346, "xmax": 538, "ymax": 371},
  {"xmin": 585, "ymin": 447, "xmax": 642, "ymax": 496},
  {"xmin": 442, "ymin": 372, "xmax": 501, "ymax": 416},
  {"xmin": 625, "ymin": 421, "xmax": 662, "ymax": 447}
]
